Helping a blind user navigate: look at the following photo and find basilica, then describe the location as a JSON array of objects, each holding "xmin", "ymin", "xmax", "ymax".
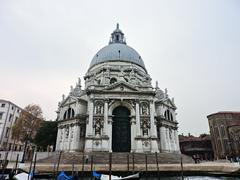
[{"xmin": 55, "ymin": 24, "xmax": 180, "ymax": 153}]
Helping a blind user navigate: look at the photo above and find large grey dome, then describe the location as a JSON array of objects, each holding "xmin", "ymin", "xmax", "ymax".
[
  {"xmin": 90, "ymin": 43, "xmax": 146, "ymax": 70},
  {"xmin": 89, "ymin": 24, "xmax": 146, "ymax": 71}
]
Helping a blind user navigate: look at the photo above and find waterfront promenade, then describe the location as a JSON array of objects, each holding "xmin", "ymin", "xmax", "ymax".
[{"xmin": 5, "ymin": 161, "xmax": 240, "ymax": 175}]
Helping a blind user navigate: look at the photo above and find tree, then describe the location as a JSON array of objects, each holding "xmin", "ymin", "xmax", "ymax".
[
  {"xmin": 11, "ymin": 104, "xmax": 44, "ymax": 162},
  {"xmin": 11, "ymin": 104, "xmax": 44, "ymax": 143},
  {"xmin": 34, "ymin": 120, "xmax": 58, "ymax": 151}
]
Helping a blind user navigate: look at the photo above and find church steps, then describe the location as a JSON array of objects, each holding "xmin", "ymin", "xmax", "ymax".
[{"xmin": 37, "ymin": 152, "xmax": 193, "ymax": 164}]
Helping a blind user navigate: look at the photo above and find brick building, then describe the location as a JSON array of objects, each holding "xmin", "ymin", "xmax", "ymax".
[
  {"xmin": 179, "ymin": 134, "xmax": 214, "ymax": 161},
  {"xmin": 207, "ymin": 111, "xmax": 240, "ymax": 159}
]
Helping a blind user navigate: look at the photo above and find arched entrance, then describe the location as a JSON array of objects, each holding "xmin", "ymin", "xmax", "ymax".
[{"xmin": 112, "ymin": 106, "xmax": 131, "ymax": 152}]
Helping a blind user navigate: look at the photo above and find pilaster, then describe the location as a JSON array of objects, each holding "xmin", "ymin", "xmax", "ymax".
[
  {"xmin": 174, "ymin": 130, "xmax": 180, "ymax": 153},
  {"xmin": 135, "ymin": 100, "xmax": 143, "ymax": 152},
  {"xmin": 108, "ymin": 116, "xmax": 113, "ymax": 152},
  {"xmin": 150, "ymin": 100, "xmax": 159, "ymax": 152},
  {"xmin": 160, "ymin": 126, "xmax": 167, "ymax": 152},
  {"xmin": 130, "ymin": 117, "xmax": 136, "ymax": 152},
  {"xmin": 86, "ymin": 99, "xmax": 94, "ymax": 136},
  {"xmin": 72, "ymin": 123, "xmax": 80, "ymax": 151},
  {"xmin": 104, "ymin": 99, "xmax": 108, "ymax": 136},
  {"xmin": 56, "ymin": 128, "xmax": 61, "ymax": 151}
]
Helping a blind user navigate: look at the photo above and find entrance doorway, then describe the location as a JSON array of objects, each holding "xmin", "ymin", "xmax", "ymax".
[{"xmin": 112, "ymin": 106, "xmax": 131, "ymax": 152}]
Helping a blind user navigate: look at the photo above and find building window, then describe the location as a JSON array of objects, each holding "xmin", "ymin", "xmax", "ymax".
[
  {"xmin": 0, "ymin": 113, "xmax": 3, "ymax": 120},
  {"xmin": 63, "ymin": 108, "xmax": 75, "ymax": 120},
  {"xmin": 14, "ymin": 117, "xmax": 18, "ymax": 123},
  {"xmin": 11, "ymin": 106, "xmax": 14, "ymax": 110},
  {"xmin": 110, "ymin": 77, "xmax": 117, "ymax": 84},
  {"xmin": 5, "ymin": 127, "xmax": 10, "ymax": 138},
  {"xmin": 1, "ymin": 104, "xmax": 5, "ymax": 108},
  {"xmin": 9, "ymin": 114, "xmax": 12, "ymax": 122},
  {"xmin": 164, "ymin": 110, "xmax": 173, "ymax": 121}
]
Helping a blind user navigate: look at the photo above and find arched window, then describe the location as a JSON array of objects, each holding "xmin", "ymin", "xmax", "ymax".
[
  {"xmin": 164, "ymin": 109, "xmax": 173, "ymax": 121},
  {"xmin": 110, "ymin": 77, "xmax": 117, "ymax": 84},
  {"xmin": 63, "ymin": 108, "xmax": 75, "ymax": 120}
]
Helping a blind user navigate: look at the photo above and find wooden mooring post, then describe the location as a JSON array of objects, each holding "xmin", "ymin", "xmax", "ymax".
[
  {"xmin": 155, "ymin": 152, "xmax": 160, "ymax": 180},
  {"xmin": 32, "ymin": 152, "xmax": 37, "ymax": 180},
  {"xmin": 145, "ymin": 153, "xmax": 148, "ymax": 180},
  {"xmin": 127, "ymin": 153, "xmax": 129, "ymax": 172},
  {"xmin": 90, "ymin": 155, "xmax": 93, "ymax": 180},
  {"xmin": 109, "ymin": 152, "xmax": 112, "ymax": 180},
  {"xmin": 181, "ymin": 155, "xmax": 184, "ymax": 180},
  {"xmin": 81, "ymin": 152, "xmax": 85, "ymax": 179},
  {"xmin": 28, "ymin": 151, "xmax": 34, "ymax": 180},
  {"xmin": 71, "ymin": 155, "xmax": 75, "ymax": 177},
  {"xmin": 55, "ymin": 151, "xmax": 62, "ymax": 178},
  {"xmin": 132, "ymin": 152, "xmax": 135, "ymax": 173}
]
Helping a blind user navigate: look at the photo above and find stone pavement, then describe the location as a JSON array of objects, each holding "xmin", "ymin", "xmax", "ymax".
[{"xmin": 5, "ymin": 161, "xmax": 240, "ymax": 175}]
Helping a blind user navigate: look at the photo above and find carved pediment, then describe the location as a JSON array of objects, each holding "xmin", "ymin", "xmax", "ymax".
[
  {"xmin": 61, "ymin": 96, "xmax": 77, "ymax": 107},
  {"xmin": 103, "ymin": 81, "xmax": 138, "ymax": 92},
  {"xmin": 162, "ymin": 98, "xmax": 177, "ymax": 109}
]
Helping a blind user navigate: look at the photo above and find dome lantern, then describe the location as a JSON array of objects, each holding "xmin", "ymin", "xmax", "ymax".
[{"xmin": 109, "ymin": 23, "xmax": 126, "ymax": 45}]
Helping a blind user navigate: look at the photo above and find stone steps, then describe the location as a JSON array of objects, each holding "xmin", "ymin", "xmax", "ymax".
[{"xmin": 38, "ymin": 152, "xmax": 193, "ymax": 165}]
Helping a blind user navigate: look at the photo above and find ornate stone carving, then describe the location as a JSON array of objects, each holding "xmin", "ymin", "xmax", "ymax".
[
  {"xmin": 140, "ymin": 117, "xmax": 150, "ymax": 136},
  {"xmin": 108, "ymin": 99, "xmax": 115, "ymax": 107},
  {"xmin": 93, "ymin": 117, "xmax": 104, "ymax": 136},
  {"xmin": 65, "ymin": 127, "xmax": 69, "ymax": 139},
  {"xmin": 94, "ymin": 100, "xmax": 104, "ymax": 114},
  {"xmin": 93, "ymin": 140, "xmax": 101, "ymax": 146},
  {"xmin": 140, "ymin": 101, "xmax": 149, "ymax": 115},
  {"xmin": 126, "ymin": 99, "xmax": 136, "ymax": 109},
  {"xmin": 142, "ymin": 140, "xmax": 150, "ymax": 147}
]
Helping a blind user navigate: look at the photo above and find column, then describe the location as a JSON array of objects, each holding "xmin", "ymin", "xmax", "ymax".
[
  {"xmin": 131, "ymin": 117, "xmax": 136, "ymax": 152},
  {"xmin": 166, "ymin": 128, "xmax": 171, "ymax": 152},
  {"xmin": 150, "ymin": 101, "xmax": 157, "ymax": 137},
  {"xmin": 104, "ymin": 100, "xmax": 108, "ymax": 135},
  {"xmin": 135, "ymin": 100, "xmax": 143, "ymax": 152},
  {"xmin": 170, "ymin": 129, "xmax": 175, "ymax": 152},
  {"xmin": 85, "ymin": 99, "xmax": 94, "ymax": 152},
  {"xmin": 72, "ymin": 123, "xmax": 80, "ymax": 151},
  {"xmin": 68, "ymin": 125, "xmax": 72, "ymax": 151},
  {"xmin": 101, "ymin": 99, "xmax": 109, "ymax": 151},
  {"xmin": 62, "ymin": 127, "xmax": 66, "ymax": 151},
  {"xmin": 174, "ymin": 130, "xmax": 180, "ymax": 153},
  {"xmin": 55, "ymin": 128, "xmax": 61, "ymax": 151},
  {"xmin": 160, "ymin": 126, "xmax": 167, "ymax": 152},
  {"xmin": 108, "ymin": 116, "xmax": 113, "ymax": 152},
  {"xmin": 136, "ymin": 101, "xmax": 141, "ymax": 136},
  {"xmin": 150, "ymin": 100, "xmax": 159, "ymax": 152},
  {"xmin": 86, "ymin": 99, "xmax": 94, "ymax": 136}
]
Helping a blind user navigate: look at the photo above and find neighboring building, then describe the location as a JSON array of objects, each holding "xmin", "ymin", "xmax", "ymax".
[
  {"xmin": 0, "ymin": 99, "xmax": 23, "ymax": 151},
  {"xmin": 207, "ymin": 111, "xmax": 240, "ymax": 159},
  {"xmin": 55, "ymin": 24, "xmax": 180, "ymax": 153},
  {"xmin": 179, "ymin": 133, "xmax": 214, "ymax": 161}
]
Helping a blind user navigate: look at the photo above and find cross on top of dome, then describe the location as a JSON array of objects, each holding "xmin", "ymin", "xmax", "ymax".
[{"xmin": 109, "ymin": 23, "xmax": 126, "ymax": 45}]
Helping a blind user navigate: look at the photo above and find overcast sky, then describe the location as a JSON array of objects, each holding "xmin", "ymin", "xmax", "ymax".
[{"xmin": 0, "ymin": 0, "xmax": 239, "ymax": 136}]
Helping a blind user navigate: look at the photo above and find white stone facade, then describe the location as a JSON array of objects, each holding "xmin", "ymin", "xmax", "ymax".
[
  {"xmin": 0, "ymin": 99, "xmax": 23, "ymax": 151},
  {"xmin": 55, "ymin": 24, "xmax": 180, "ymax": 153}
]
